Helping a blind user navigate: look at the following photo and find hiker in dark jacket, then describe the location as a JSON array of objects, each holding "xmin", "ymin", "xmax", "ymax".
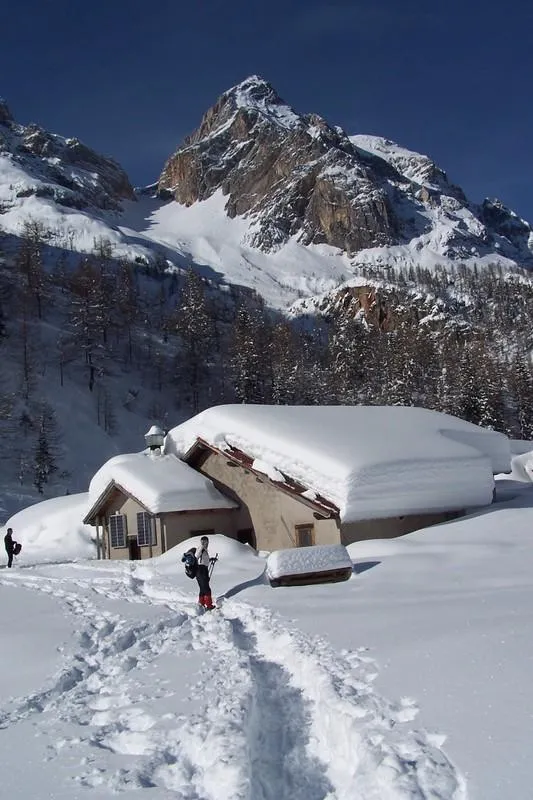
[
  {"xmin": 4, "ymin": 527, "xmax": 14, "ymax": 568},
  {"xmin": 195, "ymin": 536, "xmax": 216, "ymax": 609}
]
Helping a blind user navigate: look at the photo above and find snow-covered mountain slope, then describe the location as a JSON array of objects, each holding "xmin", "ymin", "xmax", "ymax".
[
  {"xmin": 1, "ymin": 78, "xmax": 533, "ymax": 312},
  {"xmin": 350, "ymin": 133, "xmax": 461, "ymax": 194},
  {"xmin": 118, "ymin": 192, "xmax": 354, "ymax": 308}
]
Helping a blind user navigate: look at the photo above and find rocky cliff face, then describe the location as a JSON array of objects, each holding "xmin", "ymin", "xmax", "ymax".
[
  {"xmin": 158, "ymin": 76, "xmax": 396, "ymax": 254},
  {"xmin": 0, "ymin": 102, "xmax": 134, "ymax": 212},
  {"xmin": 157, "ymin": 76, "xmax": 533, "ymax": 267}
]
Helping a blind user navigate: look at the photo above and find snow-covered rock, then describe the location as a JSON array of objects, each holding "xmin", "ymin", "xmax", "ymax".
[
  {"xmin": 0, "ymin": 106, "xmax": 134, "ymax": 216},
  {"xmin": 267, "ymin": 543, "xmax": 352, "ymax": 584}
]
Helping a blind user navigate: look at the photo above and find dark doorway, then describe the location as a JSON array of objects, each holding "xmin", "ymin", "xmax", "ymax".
[
  {"xmin": 237, "ymin": 528, "xmax": 256, "ymax": 549},
  {"xmin": 128, "ymin": 538, "xmax": 140, "ymax": 560}
]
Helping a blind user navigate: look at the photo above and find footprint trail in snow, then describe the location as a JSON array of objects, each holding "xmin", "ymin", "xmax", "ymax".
[{"xmin": 0, "ymin": 564, "xmax": 467, "ymax": 799}]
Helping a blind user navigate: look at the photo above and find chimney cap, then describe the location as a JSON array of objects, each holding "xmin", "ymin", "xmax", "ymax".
[{"xmin": 144, "ymin": 425, "xmax": 165, "ymax": 452}]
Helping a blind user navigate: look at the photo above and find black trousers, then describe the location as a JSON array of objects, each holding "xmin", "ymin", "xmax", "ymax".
[
  {"xmin": 6, "ymin": 551, "xmax": 12, "ymax": 568},
  {"xmin": 196, "ymin": 565, "xmax": 211, "ymax": 594}
]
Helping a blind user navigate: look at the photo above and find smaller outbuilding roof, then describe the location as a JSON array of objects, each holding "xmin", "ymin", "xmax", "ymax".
[{"xmin": 85, "ymin": 451, "xmax": 237, "ymax": 522}]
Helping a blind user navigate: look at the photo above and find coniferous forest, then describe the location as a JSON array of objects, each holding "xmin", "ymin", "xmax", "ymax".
[{"xmin": 1, "ymin": 221, "xmax": 533, "ymax": 494}]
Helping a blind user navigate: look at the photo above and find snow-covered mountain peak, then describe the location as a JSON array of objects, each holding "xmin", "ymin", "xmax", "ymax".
[
  {"xmin": 223, "ymin": 74, "xmax": 302, "ymax": 131},
  {"xmin": 0, "ymin": 97, "xmax": 135, "ymax": 222},
  {"xmin": 350, "ymin": 134, "xmax": 456, "ymax": 194},
  {"xmin": 1, "ymin": 81, "xmax": 533, "ymax": 318},
  {"xmin": 224, "ymin": 74, "xmax": 282, "ymax": 108},
  {"xmin": 157, "ymin": 78, "xmax": 393, "ymax": 252},
  {"xmin": 157, "ymin": 79, "xmax": 533, "ymax": 268}
]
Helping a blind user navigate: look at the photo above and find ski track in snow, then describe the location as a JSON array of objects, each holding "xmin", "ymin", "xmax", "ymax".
[{"xmin": 0, "ymin": 565, "xmax": 467, "ymax": 799}]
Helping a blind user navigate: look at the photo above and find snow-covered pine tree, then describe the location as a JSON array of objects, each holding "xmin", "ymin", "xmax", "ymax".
[
  {"xmin": 230, "ymin": 304, "xmax": 271, "ymax": 404},
  {"xmin": 115, "ymin": 260, "xmax": 140, "ymax": 365},
  {"xmin": 508, "ymin": 351, "xmax": 533, "ymax": 439},
  {"xmin": 66, "ymin": 257, "xmax": 109, "ymax": 390},
  {"xmin": 327, "ymin": 314, "xmax": 371, "ymax": 404},
  {"xmin": 174, "ymin": 269, "xmax": 216, "ymax": 412},
  {"xmin": 270, "ymin": 321, "xmax": 303, "ymax": 405},
  {"xmin": 32, "ymin": 403, "xmax": 60, "ymax": 493}
]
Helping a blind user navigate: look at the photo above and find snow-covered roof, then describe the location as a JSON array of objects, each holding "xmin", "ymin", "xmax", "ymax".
[
  {"xmin": 165, "ymin": 405, "xmax": 511, "ymax": 523},
  {"xmin": 87, "ymin": 451, "xmax": 237, "ymax": 516}
]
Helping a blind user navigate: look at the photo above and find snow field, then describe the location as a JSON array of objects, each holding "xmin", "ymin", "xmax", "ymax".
[
  {"xmin": 0, "ymin": 557, "xmax": 465, "ymax": 799},
  {"xmin": 5, "ymin": 483, "xmax": 533, "ymax": 798},
  {"xmin": 226, "ymin": 602, "xmax": 466, "ymax": 800}
]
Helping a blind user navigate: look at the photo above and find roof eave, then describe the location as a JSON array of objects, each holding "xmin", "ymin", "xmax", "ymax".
[
  {"xmin": 83, "ymin": 480, "xmax": 154, "ymax": 525},
  {"xmin": 83, "ymin": 481, "xmax": 120, "ymax": 525},
  {"xmin": 182, "ymin": 437, "xmax": 339, "ymax": 518}
]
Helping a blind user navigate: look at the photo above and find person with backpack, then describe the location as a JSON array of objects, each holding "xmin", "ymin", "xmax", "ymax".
[
  {"xmin": 4, "ymin": 527, "xmax": 19, "ymax": 568},
  {"xmin": 195, "ymin": 536, "xmax": 217, "ymax": 609}
]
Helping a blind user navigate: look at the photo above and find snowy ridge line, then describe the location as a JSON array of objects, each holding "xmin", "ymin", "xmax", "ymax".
[{"xmin": 224, "ymin": 601, "xmax": 468, "ymax": 800}]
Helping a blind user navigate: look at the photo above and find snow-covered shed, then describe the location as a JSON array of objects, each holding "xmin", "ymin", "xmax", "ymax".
[
  {"xmin": 165, "ymin": 405, "xmax": 511, "ymax": 550},
  {"xmin": 83, "ymin": 451, "xmax": 239, "ymax": 560}
]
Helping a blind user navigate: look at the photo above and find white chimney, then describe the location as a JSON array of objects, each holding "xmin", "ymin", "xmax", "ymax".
[{"xmin": 144, "ymin": 424, "xmax": 165, "ymax": 454}]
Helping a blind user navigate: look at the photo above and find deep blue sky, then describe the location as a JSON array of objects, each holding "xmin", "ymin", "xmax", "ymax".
[{"xmin": 2, "ymin": 0, "xmax": 532, "ymax": 220}]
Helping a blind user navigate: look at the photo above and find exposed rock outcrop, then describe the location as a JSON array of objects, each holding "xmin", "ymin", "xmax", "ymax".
[
  {"xmin": 0, "ymin": 101, "xmax": 134, "ymax": 212},
  {"xmin": 158, "ymin": 76, "xmax": 396, "ymax": 254},
  {"xmin": 157, "ymin": 75, "xmax": 533, "ymax": 267}
]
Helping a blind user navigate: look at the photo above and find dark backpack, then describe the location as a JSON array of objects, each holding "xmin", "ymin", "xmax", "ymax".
[
  {"xmin": 13, "ymin": 542, "xmax": 21, "ymax": 556},
  {"xmin": 181, "ymin": 549, "xmax": 198, "ymax": 579}
]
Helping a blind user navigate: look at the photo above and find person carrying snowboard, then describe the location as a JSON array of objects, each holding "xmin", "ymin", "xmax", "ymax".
[
  {"xmin": 4, "ymin": 527, "xmax": 15, "ymax": 568},
  {"xmin": 196, "ymin": 535, "xmax": 217, "ymax": 609}
]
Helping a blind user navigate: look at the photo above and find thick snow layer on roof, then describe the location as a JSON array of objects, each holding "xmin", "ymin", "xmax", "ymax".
[
  {"xmin": 166, "ymin": 405, "xmax": 511, "ymax": 523},
  {"xmin": 500, "ymin": 449, "xmax": 533, "ymax": 483},
  {"xmin": 267, "ymin": 544, "xmax": 352, "ymax": 580},
  {"xmin": 252, "ymin": 458, "xmax": 285, "ymax": 482},
  {"xmin": 88, "ymin": 451, "xmax": 236, "ymax": 514}
]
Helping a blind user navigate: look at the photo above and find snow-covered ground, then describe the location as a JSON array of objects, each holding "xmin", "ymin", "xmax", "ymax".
[{"xmin": 2, "ymin": 478, "xmax": 533, "ymax": 798}]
